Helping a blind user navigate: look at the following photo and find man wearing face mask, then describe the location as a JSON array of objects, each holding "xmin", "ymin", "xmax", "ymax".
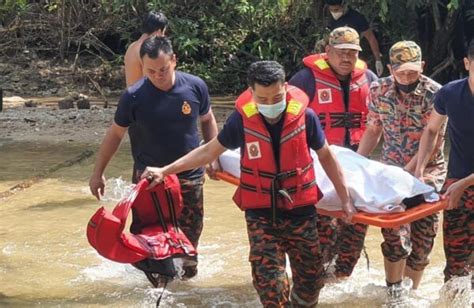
[
  {"xmin": 357, "ymin": 41, "xmax": 447, "ymax": 291},
  {"xmin": 325, "ymin": 0, "xmax": 384, "ymax": 76},
  {"xmin": 289, "ymin": 26, "xmax": 377, "ymax": 282},
  {"xmin": 141, "ymin": 60, "xmax": 356, "ymax": 307}
]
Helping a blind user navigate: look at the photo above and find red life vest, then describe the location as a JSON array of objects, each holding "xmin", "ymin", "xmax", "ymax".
[
  {"xmin": 86, "ymin": 176, "xmax": 196, "ymax": 265},
  {"xmin": 232, "ymin": 85, "xmax": 321, "ymax": 211},
  {"xmin": 303, "ymin": 53, "xmax": 369, "ymax": 146}
]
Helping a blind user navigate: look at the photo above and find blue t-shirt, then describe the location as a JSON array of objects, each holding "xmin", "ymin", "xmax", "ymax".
[
  {"xmin": 434, "ymin": 78, "xmax": 474, "ymax": 179},
  {"xmin": 328, "ymin": 8, "xmax": 370, "ymax": 35},
  {"xmin": 217, "ymin": 108, "xmax": 326, "ymax": 219},
  {"xmin": 115, "ymin": 71, "xmax": 211, "ymax": 181}
]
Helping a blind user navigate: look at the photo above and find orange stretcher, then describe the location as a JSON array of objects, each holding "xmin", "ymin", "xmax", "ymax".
[{"xmin": 215, "ymin": 171, "xmax": 447, "ymax": 228}]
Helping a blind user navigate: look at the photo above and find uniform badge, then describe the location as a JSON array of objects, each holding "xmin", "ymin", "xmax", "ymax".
[
  {"xmin": 318, "ymin": 89, "xmax": 332, "ymax": 104},
  {"xmin": 182, "ymin": 101, "xmax": 191, "ymax": 115},
  {"xmin": 246, "ymin": 141, "xmax": 261, "ymax": 160}
]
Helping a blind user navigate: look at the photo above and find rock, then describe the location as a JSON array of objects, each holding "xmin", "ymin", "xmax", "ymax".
[
  {"xmin": 58, "ymin": 97, "xmax": 74, "ymax": 109},
  {"xmin": 56, "ymin": 88, "xmax": 67, "ymax": 96},
  {"xmin": 69, "ymin": 92, "xmax": 80, "ymax": 100},
  {"xmin": 23, "ymin": 118, "xmax": 36, "ymax": 123},
  {"xmin": 36, "ymin": 61, "xmax": 47, "ymax": 69},
  {"xmin": 4, "ymin": 96, "xmax": 26, "ymax": 103},
  {"xmin": 24, "ymin": 100, "xmax": 38, "ymax": 108},
  {"xmin": 76, "ymin": 97, "xmax": 91, "ymax": 109}
]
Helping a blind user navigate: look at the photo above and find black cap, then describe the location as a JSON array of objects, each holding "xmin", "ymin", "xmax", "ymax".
[{"xmin": 325, "ymin": 0, "xmax": 344, "ymax": 5}]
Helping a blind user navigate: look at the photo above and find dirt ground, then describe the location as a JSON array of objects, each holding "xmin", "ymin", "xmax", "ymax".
[
  {"xmin": 0, "ymin": 96, "xmax": 233, "ymax": 144},
  {"xmin": 0, "ymin": 51, "xmax": 236, "ymax": 144}
]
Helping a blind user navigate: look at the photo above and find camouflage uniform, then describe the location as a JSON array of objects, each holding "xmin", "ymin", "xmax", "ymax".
[
  {"xmin": 246, "ymin": 213, "xmax": 325, "ymax": 307},
  {"xmin": 368, "ymin": 62, "xmax": 447, "ymax": 271},
  {"xmin": 316, "ymin": 216, "xmax": 368, "ymax": 277},
  {"xmin": 441, "ymin": 179, "xmax": 474, "ymax": 282}
]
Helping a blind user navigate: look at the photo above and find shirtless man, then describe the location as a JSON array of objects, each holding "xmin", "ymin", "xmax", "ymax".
[{"xmin": 124, "ymin": 11, "xmax": 168, "ymax": 87}]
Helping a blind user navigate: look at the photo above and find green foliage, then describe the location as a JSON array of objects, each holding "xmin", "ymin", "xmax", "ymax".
[
  {"xmin": 0, "ymin": 0, "xmax": 467, "ymax": 93},
  {"xmin": 447, "ymin": 0, "xmax": 460, "ymax": 10},
  {"xmin": 0, "ymin": 0, "xmax": 29, "ymax": 22}
]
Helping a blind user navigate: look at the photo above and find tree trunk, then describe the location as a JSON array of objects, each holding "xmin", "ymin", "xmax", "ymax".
[
  {"xmin": 424, "ymin": 6, "xmax": 461, "ymax": 76},
  {"xmin": 59, "ymin": 0, "xmax": 66, "ymax": 61}
]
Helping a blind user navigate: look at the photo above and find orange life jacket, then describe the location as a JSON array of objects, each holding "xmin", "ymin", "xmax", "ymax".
[
  {"xmin": 232, "ymin": 85, "xmax": 321, "ymax": 211},
  {"xmin": 86, "ymin": 176, "xmax": 196, "ymax": 270},
  {"xmin": 303, "ymin": 53, "xmax": 369, "ymax": 146}
]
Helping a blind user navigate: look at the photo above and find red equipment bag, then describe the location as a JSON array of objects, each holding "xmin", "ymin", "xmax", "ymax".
[{"xmin": 86, "ymin": 176, "xmax": 196, "ymax": 266}]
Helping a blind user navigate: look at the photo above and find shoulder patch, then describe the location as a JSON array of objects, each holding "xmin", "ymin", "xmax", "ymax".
[
  {"xmin": 242, "ymin": 102, "xmax": 258, "ymax": 118},
  {"xmin": 287, "ymin": 99, "xmax": 302, "ymax": 115}
]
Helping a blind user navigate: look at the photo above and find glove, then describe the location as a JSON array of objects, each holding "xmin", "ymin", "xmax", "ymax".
[{"xmin": 375, "ymin": 60, "xmax": 384, "ymax": 76}]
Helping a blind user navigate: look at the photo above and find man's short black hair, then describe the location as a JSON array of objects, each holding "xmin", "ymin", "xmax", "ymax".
[
  {"xmin": 247, "ymin": 61, "xmax": 285, "ymax": 88},
  {"xmin": 468, "ymin": 39, "xmax": 474, "ymax": 59},
  {"xmin": 325, "ymin": 0, "xmax": 344, "ymax": 5},
  {"xmin": 139, "ymin": 36, "xmax": 173, "ymax": 59},
  {"xmin": 142, "ymin": 11, "xmax": 168, "ymax": 35}
]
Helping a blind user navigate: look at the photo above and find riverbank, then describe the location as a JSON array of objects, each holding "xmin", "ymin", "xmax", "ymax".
[{"xmin": 0, "ymin": 96, "xmax": 234, "ymax": 144}]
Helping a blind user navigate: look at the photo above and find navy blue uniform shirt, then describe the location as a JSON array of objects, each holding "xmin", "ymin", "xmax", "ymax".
[
  {"xmin": 115, "ymin": 71, "xmax": 211, "ymax": 181},
  {"xmin": 328, "ymin": 8, "xmax": 370, "ymax": 35},
  {"xmin": 434, "ymin": 78, "xmax": 474, "ymax": 179}
]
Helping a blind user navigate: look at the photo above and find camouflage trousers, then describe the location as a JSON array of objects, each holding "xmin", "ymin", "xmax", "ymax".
[
  {"xmin": 441, "ymin": 179, "xmax": 474, "ymax": 282},
  {"xmin": 380, "ymin": 171, "xmax": 443, "ymax": 271},
  {"xmin": 176, "ymin": 177, "xmax": 205, "ymax": 250},
  {"xmin": 246, "ymin": 213, "xmax": 325, "ymax": 307},
  {"xmin": 381, "ymin": 213, "xmax": 438, "ymax": 271},
  {"xmin": 317, "ymin": 214, "xmax": 368, "ymax": 277}
]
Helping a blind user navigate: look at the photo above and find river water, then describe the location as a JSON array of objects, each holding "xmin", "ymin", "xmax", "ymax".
[{"xmin": 0, "ymin": 140, "xmax": 471, "ymax": 307}]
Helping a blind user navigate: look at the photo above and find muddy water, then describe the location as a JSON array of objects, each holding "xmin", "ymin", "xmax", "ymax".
[{"xmin": 0, "ymin": 140, "xmax": 471, "ymax": 307}]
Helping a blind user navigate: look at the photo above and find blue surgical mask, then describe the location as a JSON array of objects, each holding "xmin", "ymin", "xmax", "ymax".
[{"xmin": 257, "ymin": 98, "xmax": 286, "ymax": 119}]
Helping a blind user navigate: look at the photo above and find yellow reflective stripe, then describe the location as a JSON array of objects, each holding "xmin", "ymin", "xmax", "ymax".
[
  {"xmin": 287, "ymin": 99, "xmax": 302, "ymax": 115},
  {"xmin": 242, "ymin": 102, "xmax": 258, "ymax": 118},
  {"xmin": 355, "ymin": 59, "xmax": 365, "ymax": 70},
  {"xmin": 314, "ymin": 59, "xmax": 330, "ymax": 70}
]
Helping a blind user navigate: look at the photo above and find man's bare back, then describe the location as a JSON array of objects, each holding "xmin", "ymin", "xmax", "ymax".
[{"xmin": 124, "ymin": 36, "xmax": 147, "ymax": 87}]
